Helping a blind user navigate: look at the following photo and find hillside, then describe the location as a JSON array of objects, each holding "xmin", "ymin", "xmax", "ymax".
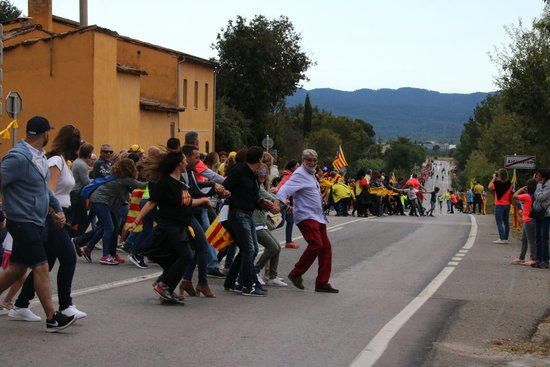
[{"xmin": 286, "ymin": 87, "xmax": 490, "ymax": 142}]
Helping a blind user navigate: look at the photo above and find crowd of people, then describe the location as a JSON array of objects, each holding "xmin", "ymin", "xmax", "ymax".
[
  {"xmin": 0, "ymin": 116, "xmax": 548, "ymax": 334},
  {"xmin": 0, "ymin": 116, "xmax": 340, "ymax": 333}
]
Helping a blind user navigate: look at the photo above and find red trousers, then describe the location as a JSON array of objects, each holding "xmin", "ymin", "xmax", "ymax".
[{"xmin": 290, "ymin": 219, "xmax": 332, "ymax": 286}]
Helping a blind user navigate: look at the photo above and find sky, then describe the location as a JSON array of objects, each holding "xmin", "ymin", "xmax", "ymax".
[{"xmin": 11, "ymin": 0, "xmax": 546, "ymax": 93}]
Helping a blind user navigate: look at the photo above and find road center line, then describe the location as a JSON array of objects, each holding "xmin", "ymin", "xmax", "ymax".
[{"xmin": 349, "ymin": 214, "xmax": 477, "ymax": 367}]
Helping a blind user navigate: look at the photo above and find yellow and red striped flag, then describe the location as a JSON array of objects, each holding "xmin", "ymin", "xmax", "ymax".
[
  {"xmin": 332, "ymin": 146, "xmax": 348, "ymax": 171},
  {"xmin": 205, "ymin": 214, "xmax": 234, "ymax": 251}
]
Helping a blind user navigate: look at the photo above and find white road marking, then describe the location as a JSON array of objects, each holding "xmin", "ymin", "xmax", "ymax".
[
  {"xmin": 26, "ymin": 216, "xmax": 368, "ymax": 309},
  {"xmin": 328, "ymin": 227, "xmax": 343, "ymax": 233},
  {"xmin": 455, "ymin": 253, "xmax": 466, "ymax": 257},
  {"xmin": 451, "ymin": 257, "xmax": 462, "ymax": 261},
  {"xmin": 349, "ymin": 214, "xmax": 477, "ymax": 367},
  {"xmin": 448, "ymin": 261, "xmax": 459, "ymax": 266},
  {"xmin": 31, "ymin": 272, "xmax": 162, "ymax": 308},
  {"xmin": 458, "ymin": 249, "xmax": 469, "ymax": 253}
]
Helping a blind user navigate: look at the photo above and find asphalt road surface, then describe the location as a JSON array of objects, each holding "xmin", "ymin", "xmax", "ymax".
[{"xmin": 2, "ymin": 160, "xmax": 545, "ymax": 367}]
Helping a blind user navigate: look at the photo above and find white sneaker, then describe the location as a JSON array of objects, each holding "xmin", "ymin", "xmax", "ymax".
[
  {"xmin": 492, "ymin": 239, "xmax": 504, "ymax": 244},
  {"xmin": 256, "ymin": 272, "xmax": 266, "ymax": 286},
  {"xmin": 8, "ymin": 306, "xmax": 42, "ymax": 322},
  {"xmin": 61, "ymin": 305, "xmax": 87, "ymax": 319},
  {"xmin": 500, "ymin": 239, "xmax": 509, "ymax": 244},
  {"xmin": 267, "ymin": 278, "xmax": 288, "ymax": 287}
]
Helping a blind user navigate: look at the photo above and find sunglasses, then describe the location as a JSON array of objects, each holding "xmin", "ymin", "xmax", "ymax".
[
  {"xmin": 258, "ymin": 170, "xmax": 269, "ymax": 175},
  {"xmin": 101, "ymin": 150, "xmax": 114, "ymax": 154}
]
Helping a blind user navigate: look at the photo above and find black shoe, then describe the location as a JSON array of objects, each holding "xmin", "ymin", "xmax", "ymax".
[
  {"xmin": 46, "ymin": 311, "xmax": 76, "ymax": 333},
  {"xmin": 138, "ymin": 256, "xmax": 149, "ymax": 269},
  {"xmin": 241, "ymin": 287, "xmax": 267, "ymax": 297},
  {"xmin": 288, "ymin": 273, "xmax": 305, "ymax": 290},
  {"xmin": 207, "ymin": 269, "xmax": 226, "ymax": 279},
  {"xmin": 315, "ymin": 283, "xmax": 339, "ymax": 293}
]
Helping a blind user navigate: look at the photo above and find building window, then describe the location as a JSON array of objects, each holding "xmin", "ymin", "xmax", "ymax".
[
  {"xmin": 204, "ymin": 83, "xmax": 209, "ymax": 110},
  {"xmin": 205, "ymin": 141, "xmax": 210, "ymax": 153},
  {"xmin": 194, "ymin": 81, "xmax": 198, "ymax": 109},
  {"xmin": 182, "ymin": 79, "xmax": 188, "ymax": 107}
]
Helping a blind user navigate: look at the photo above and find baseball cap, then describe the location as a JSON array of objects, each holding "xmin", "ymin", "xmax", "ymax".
[
  {"xmin": 129, "ymin": 144, "xmax": 144, "ymax": 153},
  {"xmin": 26, "ymin": 116, "xmax": 54, "ymax": 135}
]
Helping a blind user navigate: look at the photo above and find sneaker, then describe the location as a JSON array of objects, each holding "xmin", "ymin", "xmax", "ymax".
[
  {"xmin": 8, "ymin": 306, "xmax": 42, "ymax": 322},
  {"xmin": 285, "ymin": 242, "xmax": 299, "ymax": 249},
  {"xmin": 500, "ymin": 240, "xmax": 509, "ymax": 244},
  {"xmin": 241, "ymin": 287, "xmax": 267, "ymax": 297},
  {"xmin": 288, "ymin": 273, "xmax": 305, "ymax": 290},
  {"xmin": 99, "ymin": 255, "xmax": 119, "ymax": 265},
  {"xmin": 138, "ymin": 257, "xmax": 149, "ymax": 269},
  {"xmin": 46, "ymin": 311, "xmax": 76, "ymax": 333},
  {"xmin": 73, "ymin": 238, "xmax": 83, "ymax": 257},
  {"xmin": 113, "ymin": 253, "xmax": 126, "ymax": 264},
  {"xmin": 256, "ymin": 272, "xmax": 266, "ymax": 286},
  {"xmin": 267, "ymin": 278, "xmax": 288, "ymax": 287},
  {"xmin": 207, "ymin": 269, "xmax": 226, "ymax": 279},
  {"xmin": 492, "ymin": 239, "xmax": 504, "ymax": 244},
  {"xmin": 153, "ymin": 284, "xmax": 176, "ymax": 304},
  {"xmin": 0, "ymin": 299, "xmax": 14, "ymax": 310},
  {"xmin": 81, "ymin": 247, "xmax": 92, "ymax": 263},
  {"xmin": 128, "ymin": 254, "xmax": 147, "ymax": 269},
  {"xmin": 60, "ymin": 305, "xmax": 87, "ymax": 320}
]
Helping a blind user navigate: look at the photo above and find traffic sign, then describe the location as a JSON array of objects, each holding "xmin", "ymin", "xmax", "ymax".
[
  {"xmin": 262, "ymin": 135, "xmax": 274, "ymax": 150},
  {"xmin": 504, "ymin": 155, "xmax": 535, "ymax": 169},
  {"xmin": 6, "ymin": 91, "xmax": 22, "ymax": 119}
]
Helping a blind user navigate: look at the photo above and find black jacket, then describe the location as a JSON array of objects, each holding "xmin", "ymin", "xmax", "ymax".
[{"xmin": 223, "ymin": 162, "xmax": 260, "ymax": 212}]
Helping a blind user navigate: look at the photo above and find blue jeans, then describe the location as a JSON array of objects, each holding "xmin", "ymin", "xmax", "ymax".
[
  {"xmin": 494, "ymin": 205, "xmax": 510, "ymax": 240},
  {"xmin": 224, "ymin": 210, "xmax": 258, "ymax": 290},
  {"xmin": 535, "ymin": 217, "xmax": 550, "ymax": 263},
  {"xmin": 285, "ymin": 210, "xmax": 294, "ymax": 243},
  {"xmin": 88, "ymin": 203, "xmax": 119, "ymax": 257},
  {"xmin": 183, "ymin": 217, "xmax": 211, "ymax": 285},
  {"xmin": 125, "ymin": 199, "xmax": 158, "ymax": 256}
]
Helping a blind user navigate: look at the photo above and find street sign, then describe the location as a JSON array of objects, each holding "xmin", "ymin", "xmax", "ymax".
[
  {"xmin": 504, "ymin": 155, "xmax": 535, "ymax": 169},
  {"xmin": 6, "ymin": 91, "xmax": 22, "ymax": 119},
  {"xmin": 262, "ymin": 135, "xmax": 274, "ymax": 150}
]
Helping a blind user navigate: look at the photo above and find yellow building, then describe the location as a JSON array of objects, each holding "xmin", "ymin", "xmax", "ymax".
[{"xmin": 0, "ymin": 0, "xmax": 216, "ymax": 156}]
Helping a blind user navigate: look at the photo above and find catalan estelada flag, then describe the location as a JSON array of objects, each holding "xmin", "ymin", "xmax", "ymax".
[
  {"xmin": 124, "ymin": 188, "xmax": 145, "ymax": 232},
  {"xmin": 332, "ymin": 145, "xmax": 348, "ymax": 171},
  {"xmin": 206, "ymin": 214, "xmax": 234, "ymax": 251}
]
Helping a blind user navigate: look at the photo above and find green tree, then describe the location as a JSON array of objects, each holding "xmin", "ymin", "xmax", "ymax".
[
  {"xmin": 464, "ymin": 151, "xmax": 498, "ymax": 186},
  {"xmin": 213, "ymin": 15, "xmax": 313, "ymax": 142},
  {"xmin": 383, "ymin": 137, "xmax": 426, "ymax": 174},
  {"xmin": 214, "ymin": 99, "xmax": 252, "ymax": 152},
  {"xmin": 305, "ymin": 128, "xmax": 341, "ymax": 165},
  {"xmin": 491, "ymin": 6, "xmax": 550, "ymax": 166},
  {"xmin": 303, "ymin": 93, "xmax": 313, "ymax": 137},
  {"xmin": 0, "ymin": 0, "xmax": 21, "ymax": 22}
]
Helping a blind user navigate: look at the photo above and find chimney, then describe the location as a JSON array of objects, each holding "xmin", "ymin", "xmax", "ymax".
[
  {"xmin": 79, "ymin": 0, "xmax": 88, "ymax": 27},
  {"xmin": 28, "ymin": 0, "xmax": 53, "ymax": 32}
]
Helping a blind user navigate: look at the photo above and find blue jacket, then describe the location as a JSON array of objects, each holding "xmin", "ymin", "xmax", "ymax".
[{"xmin": 1, "ymin": 140, "xmax": 61, "ymax": 226}]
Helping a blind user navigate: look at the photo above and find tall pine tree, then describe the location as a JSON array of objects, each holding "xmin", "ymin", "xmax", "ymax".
[{"xmin": 303, "ymin": 93, "xmax": 313, "ymax": 137}]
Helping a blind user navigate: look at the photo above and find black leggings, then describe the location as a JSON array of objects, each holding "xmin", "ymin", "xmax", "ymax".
[{"xmin": 15, "ymin": 212, "xmax": 77, "ymax": 310}]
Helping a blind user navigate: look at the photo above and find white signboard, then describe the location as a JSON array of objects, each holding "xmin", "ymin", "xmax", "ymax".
[{"xmin": 504, "ymin": 155, "xmax": 535, "ymax": 169}]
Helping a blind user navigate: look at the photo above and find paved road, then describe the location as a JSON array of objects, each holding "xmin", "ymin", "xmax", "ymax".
[{"xmin": 1, "ymin": 160, "xmax": 547, "ymax": 366}]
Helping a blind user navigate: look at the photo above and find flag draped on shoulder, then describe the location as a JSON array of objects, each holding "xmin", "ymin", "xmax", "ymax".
[{"xmin": 332, "ymin": 146, "xmax": 348, "ymax": 171}]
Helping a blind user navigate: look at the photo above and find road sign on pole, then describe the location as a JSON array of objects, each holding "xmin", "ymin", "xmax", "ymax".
[
  {"xmin": 6, "ymin": 91, "xmax": 22, "ymax": 147},
  {"xmin": 262, "ymin": 135, "xmax": 274, "ymax": 153},
  {"xmin": 504, "ymin": 155, "xmax": 535, "ymax": 169}
]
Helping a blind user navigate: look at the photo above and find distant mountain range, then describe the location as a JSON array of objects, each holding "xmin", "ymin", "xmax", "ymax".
[{"xmin": 285, "ymin": 87, "xmax": 491, "ymax": 142}]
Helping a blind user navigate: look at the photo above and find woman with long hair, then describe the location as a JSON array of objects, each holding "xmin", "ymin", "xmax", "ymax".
[
  {"xmin": 489, "ymin": 168, "xmax": 513, "ymax": 244},
  {"xmin": 9, "ymin": 125, "xmax": 87, "ymax": 322},
  {"xmin": 127, "ymin": 150, "xmax": 211, "ymax": 303},
  {"xmin": 82, "ymin": 158, "xmax": 146, "ymax": 265}
]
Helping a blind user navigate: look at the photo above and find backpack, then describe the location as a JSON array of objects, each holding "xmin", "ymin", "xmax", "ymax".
[{"xmin": 81, "ymin": 175, "xmax": 116, "ymax": 199}]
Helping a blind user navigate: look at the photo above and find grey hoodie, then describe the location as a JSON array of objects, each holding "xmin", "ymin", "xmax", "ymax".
[
  {"xmin": 1, "ymin": 140, "xmax": 61, "ymax": 226},
  {"xmin": 534, "ymin": 181, "xmax": 550, "ymax": 217}
]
